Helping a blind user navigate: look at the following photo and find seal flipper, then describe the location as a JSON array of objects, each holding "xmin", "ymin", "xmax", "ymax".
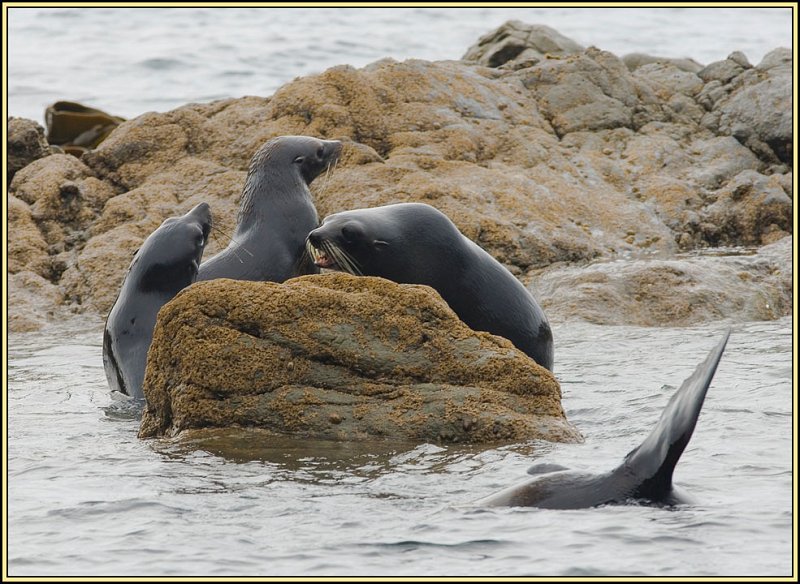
[{"xmin": 609, "ymin": 329, "xmax": 731, "ymax": 503}]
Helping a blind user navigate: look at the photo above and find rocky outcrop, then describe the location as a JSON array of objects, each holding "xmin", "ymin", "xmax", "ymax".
[
  {"xmin": 535, "ymin": 235, "xmax": 792, "ymax": 326},
  {"xmin": 705, "ymin": 48, "xmax": 792, "ymax": 165},
  {"xmin": 622, "ymin": 52, "xmax": 703, "ymax": 74},
  {"xmin": 8, "ymin": 271, "xmax": 66, "ymax": 333},
  {"xmin": 139, "ymin": 274, "xmax": 580, "ymax": 444},
  {"xmin": 7, "ymin": 117, "xmax": 51, "ymax": 186},
  {"xmin": 7, "ymin": 22, "xmax": 792, "ymax": 331},
  {"xmin": 462, "ymin": 20, "xmax": 584, "ymax": 69}
]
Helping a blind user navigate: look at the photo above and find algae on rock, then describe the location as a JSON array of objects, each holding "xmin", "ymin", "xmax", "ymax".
[{"xmin": 139, "ymin": 273, "xmax": 581, "ymax": 445}]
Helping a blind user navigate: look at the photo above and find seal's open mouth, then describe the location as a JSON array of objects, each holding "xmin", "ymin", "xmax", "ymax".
[
  {"xmin": 313, "ymin": 249, "xmax": 339, "ymax": 270},
  {"xmin": 306, "ymin": 239, "xmax": 340, "ymax": 270},
  {"xmin": 306, "ymin": 238, "xmax": 361, "ymax": 275}
]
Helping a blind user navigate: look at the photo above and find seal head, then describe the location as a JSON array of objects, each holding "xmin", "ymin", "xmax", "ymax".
[{"xmin": 103, "ymin": 203, "xmax": 212, "ymax": 400}]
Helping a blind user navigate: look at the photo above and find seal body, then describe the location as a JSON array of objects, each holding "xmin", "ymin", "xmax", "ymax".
[
  {"xmin": 474, "ymin": 330, "xmax": 730, "ymax": 509},
  {"xmin": 197, "ymin": 135, "xmax": 342, "ymax": 283},
  {"xmin": 103, "ymin": 203, "xmax": 212, "ymax": 400},
  {"xmin": 306, "ymin": 203, "xmax": 554, "ymax": 371}
]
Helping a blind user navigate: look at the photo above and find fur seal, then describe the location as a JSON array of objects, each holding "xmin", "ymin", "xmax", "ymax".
[
  {"xmin": 103, "ymin": 203, "xmax": 212, "ymax": 400},
  {"xmin": 306, "ymin": 202, "xmax": 554, "ymax": 370},
  {"xmin": 474, "ymin": 330, "xmax": 730, "ymax": 509},
  {"xmin": 197, "ymin": 135, "xmax": 342, "ymax": 283}
]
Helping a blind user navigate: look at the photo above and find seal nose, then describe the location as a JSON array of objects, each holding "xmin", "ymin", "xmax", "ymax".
[{"xmin": 307, "ymin": 230, "xmax": 322, "ymax": 248}]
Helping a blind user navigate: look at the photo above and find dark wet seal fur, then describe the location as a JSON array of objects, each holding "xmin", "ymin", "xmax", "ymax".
[
  {"xmin": 103, "ymin": 203, "xmax": 212, "ymax": 400},
  {"xmin": 307, "ymin": 202, "xmax": 554, "ymax": 371},
  {"xmin": 197, "ymin": 135, "xmax": 342, "ymax": 283},
  {"xmin": 474, "ymin": 330, "xmax": 730, "ymax": 509}
]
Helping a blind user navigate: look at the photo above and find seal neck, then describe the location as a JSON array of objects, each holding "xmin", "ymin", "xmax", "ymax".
[{"xmin": 236, "ymin": 166, "xmax": 309, "ymax": 232}]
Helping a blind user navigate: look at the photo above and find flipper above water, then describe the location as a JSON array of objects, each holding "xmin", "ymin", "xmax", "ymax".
[
  {"xmin": 614, "ymin": 329, "xmax": 730, "ymax": 502},
  {"xmin": 476, "ymin": 330, "xmax": 730, "ymax": 509}
]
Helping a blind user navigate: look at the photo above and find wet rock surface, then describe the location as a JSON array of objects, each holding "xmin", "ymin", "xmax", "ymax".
[
  {"xmin": 139, "ymin": 274, "xmax": 580, "ymax": 444},
  {"xmin": 7, "ymin": 22, "xmax": 792, "ymax": 331}
]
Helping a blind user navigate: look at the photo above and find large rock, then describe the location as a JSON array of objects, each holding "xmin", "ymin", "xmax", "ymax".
[
  {"xmin": 7, "ymin": 117, "xmax": 51, "ymax": 186},
  {"xmin": 9, "ymin": 154, "xmax": 120, "ymax": 310},
  {"xmin": 462, "ymin": 20, "xmax": 584, "ymax": 68},
  {"xmin": 139, "ymin": 274, "xmax": 580, "ymax": 444},
  {"xmin": 700, "ymin": 48, "xmax": 792, "ymax": 164},
  {"xmin": 8, "ymin": 271, "xmax": 66, "ymax": 333},
  {"xmin": 8, "ymin": 195, "xmax": 50, "ymax": 278},
  {"xmin": 6, "ymin": 23, "xmax": 792, "ymax": 331},
  {"xmin": 535, "ymin": 236, "xmax": 792, "ymax": 325}
]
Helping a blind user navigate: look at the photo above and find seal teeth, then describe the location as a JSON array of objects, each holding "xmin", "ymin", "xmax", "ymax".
[{"xmin": 306, "ymin": 239, "xmax": 320, "ymax": 262}]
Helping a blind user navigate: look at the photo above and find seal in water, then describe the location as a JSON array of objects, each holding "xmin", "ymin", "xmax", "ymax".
[
  {"xmin": 474, "ymin": 330, "xmax": 730, "ymax": 509},
  {"xmin": 197, "ymin": 135, "xmax": 342, "ymax": 283},
  {"xmin": 103, "ymin": 203, "xmax": 212, "ymax": 400},
  {"xmin": 306, "ymin": 202, "xmax": 554, "ymax": 370}
]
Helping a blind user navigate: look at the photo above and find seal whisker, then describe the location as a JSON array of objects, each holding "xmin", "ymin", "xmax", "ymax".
[
  {"xmin": 316, "ymin": 157, "xmax": 338, "ymax": 200},
  {"xmin": 306, "ymin": 238, "xmax": 319, "ymax": 263},
  {"xmin": 340, "ymin": 247, "xmax": 363, "ymax": 277},
  {"xmin": 341, "ymin": 247, "xmax": 361, "ymax": 276},
  {"xmin": 293, "ymin": 244, "xmax": 316, "ymax": 276},
  {"xmin": 321, "ymin": 164, "xmax": 332, "ymax": 196},
  {"xmin": 323, "ymin": 240, "xmax": 348, "ymax": 274},
  {"xmin": 211, "ymin": 224, "xmax": 254, "ymax": 258},
  {"xmin": 207, "ymin": 227, "xmax": 243, "ymax": 263},
  {"xmin": 319, "ymin": 240, "xmax": 336, "ymax": 267},
  {"xmin": 328, "ymin": 241, "xmax": 362, "ymax": 276}
]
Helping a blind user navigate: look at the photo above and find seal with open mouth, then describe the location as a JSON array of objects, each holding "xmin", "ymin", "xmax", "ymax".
[{"xmin": 306, "ymin": 202, "xmax": 554, "ymax": 371}]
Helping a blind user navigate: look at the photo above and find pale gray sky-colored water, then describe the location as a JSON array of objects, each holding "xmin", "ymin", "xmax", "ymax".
[{"xmin": 7, "ymin": 6, "xmax": 793, "ymax": 123}]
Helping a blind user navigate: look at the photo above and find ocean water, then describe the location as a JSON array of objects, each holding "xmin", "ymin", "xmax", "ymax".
[
  {"xmin": 7, "ymin": 6, "xmax": 793, "ymax": 124},
  {"xmin": 7, "ymin": 317, "xmax": 793, "ymax": 577},
  {"xmin": 6, "ymin": 6, "xmax": 795, "ymax": 578}
]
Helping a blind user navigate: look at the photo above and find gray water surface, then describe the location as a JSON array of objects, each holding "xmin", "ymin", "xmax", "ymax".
[
  {"xmin": 8, "ymin": 7, "xmax": 792, "ymax": 123},
  {"xmin": 8, "ymin": 317, "xmax": 793, "ymax": 576}
]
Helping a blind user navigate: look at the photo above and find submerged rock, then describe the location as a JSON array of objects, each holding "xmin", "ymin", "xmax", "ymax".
[{"xmin": 139, "ymin": 273, "xmax": 580, "ymax": 444}]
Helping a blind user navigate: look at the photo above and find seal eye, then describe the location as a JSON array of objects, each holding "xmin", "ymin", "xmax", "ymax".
[
  {"xmin": 341, "ymin": 225, "xmax": 361, "ymax": 244},
  {"xmin": 293, "ymin": 155, "xmax": 305, "ymax": 165}
]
